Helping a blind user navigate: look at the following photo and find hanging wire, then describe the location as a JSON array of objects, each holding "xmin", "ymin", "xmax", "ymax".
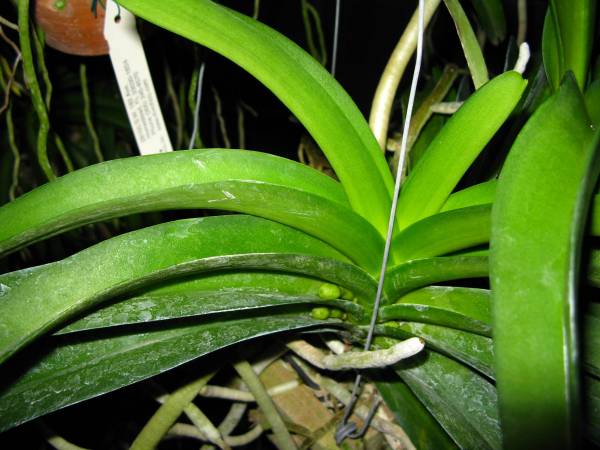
[
  {"xmin": 335, "ymin": 0, "xmax": 426, "ymax": 443},
  {"xmin": 331, "ymin": 0, "xmax": 341, "ymax": 76},
  {"xmin": 188, "ymin": 62, "xmax": 206, "ymax": 149}
]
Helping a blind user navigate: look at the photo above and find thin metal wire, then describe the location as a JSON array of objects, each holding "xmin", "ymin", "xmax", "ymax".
[
  {"xmin": 189, "ymin": 62, "xmax": 206, "ymax": 149},
  {"xmin": 335, "ymin": 0, "xmax": 426, "ymax": 443},
  {"xmin": 331, "ymin": 0, "xmax": 341, "ymax": 76}
]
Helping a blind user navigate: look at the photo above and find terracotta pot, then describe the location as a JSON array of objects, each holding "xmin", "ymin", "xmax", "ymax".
[{"xmin": 34, "ymin": 0, "xmax": 109, "ymax": 56}]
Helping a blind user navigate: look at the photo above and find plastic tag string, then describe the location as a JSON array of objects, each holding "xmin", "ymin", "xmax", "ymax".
[{"xmin": 335, "ymin": 0, "xmax": 425, "ymax": 444}]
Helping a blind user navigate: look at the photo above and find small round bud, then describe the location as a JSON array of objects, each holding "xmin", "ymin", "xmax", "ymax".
[
  {"xmin": 311, "ymin": 307, "xmax": 330, "ymax": 320},
  {"xmin": 318, "ymin": 283, "xmax": 341, "ymax": 300}
]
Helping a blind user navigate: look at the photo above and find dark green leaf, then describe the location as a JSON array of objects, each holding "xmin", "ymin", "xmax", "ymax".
[
  {"xmin": 385, "ymin": 256, "xmax": 488, "ymax": 301},
  {"xmin": 380, "ymin": 323, "xmax": 493, "ymax": 377},
  {"xmin": 395, "ymin": 351, "xmax": 501, "ymax": 449},
  {"xmin": 0, "ymin": 312, "xmax": 323, "ymax": 432},
  {"xmin": 0, "ymin": 215, "xmax": 351, "ymax": 364},
  {"xmin": 490, "ymin": 74, "xmax": 599, "ymax": 448},
  {"xmin": 379, "ymin": 286, "xmax": 491, "ymax": 336},
  {"xmin": 58, "ymin": 290, "xmax": 362, "ymax": 334}
]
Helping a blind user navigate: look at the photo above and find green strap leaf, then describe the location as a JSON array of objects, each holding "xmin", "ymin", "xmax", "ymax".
[
  {"xmin": 53, "ymin": 271, "xmax": 344, "ymax": 334},
  {"xmin": 548, "ymin": 0, "xmax": 596, "ymax": 90},
  {"xmin": 58, "ymin": 291, "xmax": 362, "ymax": 335},
  {"xmin": 0, "ymin": 215, "xmax": 350, "ymax": 364},
  {"xmin": 395, "ymin": 351, "xmax": 501, "ymax": 449},
  {"xmin": 392, "ymin": 204, "xmax": 491, "ymax": 263},
  {"xmin": 443, "ymin": 0, "xmax": 489, "ymax": 89},
  {"xmin": 380, "ymin": 286, "xmax": 491, "ymax": 336},
  {"xmin": 443, "ymin": 181, "xmax": 600, "ymax": 237},
  {"xmin": 0, "ymin": 149, "xmax": 359, "ymax": 257},
  {"xmin": 441, "ymin": 179, "xmax": 496, "ymax": 212},
  {"xmin": 0, "ymin": 312, "xmax": 322, "ymax": 432},
  {"xmin": 396, "ymin": 71, "xmax": 527, "ymax": 230},
  {"xmin": 380, "ymin": 323, "xmax": 493, "ymax": 377},
  {"xmin": 118, "ymin": 0, "xmax": 393, "ymax": 233},
  {"xmin": 542, "ymin": 9, "xmax": 563, "ymax": 91},
  {"xmin": 385, "ymin": 256, "xmax": 489, "ymax": 301},
  {"xmin": 490, "ymin": 74, "xmax": 599, "ymax": 448}
]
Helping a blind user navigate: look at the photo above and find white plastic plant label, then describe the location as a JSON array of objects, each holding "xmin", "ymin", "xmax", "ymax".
[{"xmin": 103, "ymin": 0, "xmax": 173, "ymax": 154}]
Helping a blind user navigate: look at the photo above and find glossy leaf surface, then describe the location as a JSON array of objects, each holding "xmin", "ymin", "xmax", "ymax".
[
  {"xmin": 490, "ymin": 75, "xmax": 599, "ymax": 448},
  {"xmin": 548, "ymin": 0, "xmax": 596, "ymax": 89},
  {"xmin": 0, "ymin": 215, "xmax": 348, "ymax": 364},
  {"xmin": 380, "ymin": 286, "xmax": 491, "ymax": 336},
  {"xmin": 58, "ymin": 291, "xmax": 361, "ymax": 334},
  {"xmin": 395, "ymin": 351, "xmax": 501, "ymax": 449},
  {"xmin": 118, "ymin": 0, "xmax": 393, "ymax": 233},
  {"xmin": 441, "ymin": 181, "xmax": 496, "ymax": 212},
  {"xmin": 395, "ymin": 71, "xmax": 526, "ymax": 230},
  {"xmin": 0, "ymin": 149, "xmax": 376, "ymax": 260},
  {"xmin": 392, "ymin": 205, "xmax": 491, "ymax": 263},
  {"xmin": 0, "ymin": 312, "xmax": 323, "ymax": 432},
  {"xmin": 385, "ymin": 256, "xmax": 488, "ymax": 301},
  {"xmin": 381, "ymin": 323, "xmax": 493, "ymax": 377}
]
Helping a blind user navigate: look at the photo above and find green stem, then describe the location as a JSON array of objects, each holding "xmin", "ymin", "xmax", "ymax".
[
  {"xmin": 18, "ymin": 0, "xmax": 55, "ymax": 181},
  {"xmin": 32, "ymin": 26, "xmax": 74, "ymax": 173},
  {"xmin": 233, "ymin": 359, "xmax": 297, "ymax": 450},
  {"xmin": 79, "ymin": 64, "xmax": 104, "ymax": 163},
  {"xmin": 6, "ymin": 106, "xmax": 20, "ymax": 201},
  {"xmin": 32, "ymin": 26, "xmax": 51, "ymax": 109},
  {"xmin": 130, "ymin": 372, "xmax": 216, "ymax": 450}
]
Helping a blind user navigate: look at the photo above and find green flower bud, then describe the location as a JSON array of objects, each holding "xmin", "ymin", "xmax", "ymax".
[
  {"xmin": 311, "ymin": 307, "xmax": 330, "ymax": 320},
  {"xmin": 318, "ymin": 283, "xmax": 341, "ymax": 300}
]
